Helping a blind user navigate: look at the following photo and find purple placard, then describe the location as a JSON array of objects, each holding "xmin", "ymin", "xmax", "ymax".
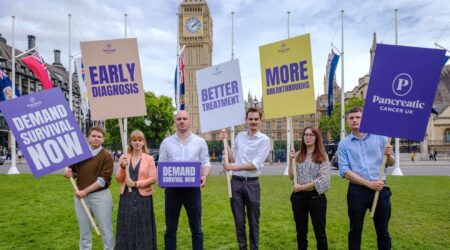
[
  {"xmin": 360, "ymin": 44, "xmax": 446, "ymax": 141},
  {"xmin": 0, "ymin": 87, "xmax": 92, "ymax": 178},
  {"xmin": 158, "ymin": 161, "xmax": 201, "ymax": 187}
]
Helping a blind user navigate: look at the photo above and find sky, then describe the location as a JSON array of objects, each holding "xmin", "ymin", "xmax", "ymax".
[{"xmin": 1, "ymin": 0, "xmax": 449, "ymax": 102}]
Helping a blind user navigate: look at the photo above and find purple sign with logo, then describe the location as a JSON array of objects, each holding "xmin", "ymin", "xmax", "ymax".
[
  {"xmin": 158, "ymin": 161, "xmax": 201, "ymax": 187},
  {"xmin": 360, "ymin": 44, "xmax": 446, "ymax": 141},
  {"xmin": 0, "ymin": 87, "xmax": 92, "ymax": 178}
]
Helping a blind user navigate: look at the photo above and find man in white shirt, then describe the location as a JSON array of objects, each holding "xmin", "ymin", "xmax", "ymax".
[
  {"xmin": 159, "ymin": 110, "xmax": 211, "ymax": 250},
  {"xmin": 221, "ymin": 107, "xmax": 270, "ymax": 250}
]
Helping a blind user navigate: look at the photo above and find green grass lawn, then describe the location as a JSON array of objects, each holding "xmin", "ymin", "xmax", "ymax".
[{"xmin": 0, "ymin": 174, "xmax": 449, "ymax": 249}]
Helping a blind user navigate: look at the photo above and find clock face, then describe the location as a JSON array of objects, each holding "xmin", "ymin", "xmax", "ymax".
[{"xmin": 185, "ymin": 17, "xmax": 201, "ymax": 34}]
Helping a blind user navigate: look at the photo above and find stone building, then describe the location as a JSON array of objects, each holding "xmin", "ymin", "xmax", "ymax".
[{"xmin": 0, "ymin": 34, "xmax": 99, "ymax": 155}]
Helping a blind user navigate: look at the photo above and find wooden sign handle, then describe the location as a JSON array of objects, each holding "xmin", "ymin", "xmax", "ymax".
[
  {"xmin": 289, "ymin": 118, "xmax": 297, "ymax": 185},
  {"xmin": 223, "ymin": 137, "xmax": 232, "ymax": 198},
  {"xmin": 118, "ymin": 118, "xmax": 132, "ymax": 192},
  {"xmin": 370, "ymin": 137, "xmax": 392, "ymax": 218},
  {"xmin": 65, "ymin": 167, "xmax": 100, "ymax": 235}
]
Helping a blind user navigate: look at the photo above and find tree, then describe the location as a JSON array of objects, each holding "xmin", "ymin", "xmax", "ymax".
[
  {"xmin": 105, "ymin": 91, "xmax": 176, "ymax": 149},
  {"xmin": 319, "ymin": 97, "xmax": 364, "ymax": 142}
]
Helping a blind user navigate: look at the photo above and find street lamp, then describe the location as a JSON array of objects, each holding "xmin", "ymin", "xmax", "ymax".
[{"xmin": 252, "ymin": 95, "xmax": 259, "ymax": 108}]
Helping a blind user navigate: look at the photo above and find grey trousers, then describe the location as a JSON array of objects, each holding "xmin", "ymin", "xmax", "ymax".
[
  {"xmin": 74, "ymin": 188, "xmax": 114, "ymax": 250},
  {"xmin": 230, "ymin": 178, "xmax": 261, "ymax": 250}
]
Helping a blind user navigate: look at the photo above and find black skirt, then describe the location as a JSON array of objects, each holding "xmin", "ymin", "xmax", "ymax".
[{"xmin": 116, "ymin": 160, "xmax": 157, "ymax": 249}]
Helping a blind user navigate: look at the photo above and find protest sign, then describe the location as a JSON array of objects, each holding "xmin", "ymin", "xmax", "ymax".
[
  {"xmin": 0, "ymin": 87, "xmax": 92, "ymax": 178},
  {"xmin": 259, "ymin": 33, "xmax": 316, "ymax": 119},
  {"xmin": 196, "ymin": 59, "xmax": 245, "ymax": 133},
  {"xmin": 80, "ymin": 38, "xmax": 146, "ymax": 120},
  {"xmin": 360, "ymin": 44, "xmax": 446, "ymax": 141},
  {"xmin": 158, "ymin": 162, "xmax": 201, "ymax": 187}
]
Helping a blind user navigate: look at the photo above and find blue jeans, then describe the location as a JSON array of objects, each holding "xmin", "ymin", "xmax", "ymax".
[
  {"xmin": 347, "ymin": 183, "xmax": 392, "ymax": 250},
  {"xmin": 164, "ymin": 187, "xmax": 203, "ymax": 250}
]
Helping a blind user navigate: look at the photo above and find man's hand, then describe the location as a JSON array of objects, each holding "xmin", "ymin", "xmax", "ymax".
[
  {"xmin": 292, "ymin": 184, "xmax": 304, "ymax": 193},
  {"xmin": 125, "ymin": 178, "xmax": 135, "ymax": 188},
  {"xmin": 200, "ymin": 176, "xmax": 207, "ymax": 187},
  {"xmin": 64, "ymin": 168, "xmax": 73, "ymax": 178},
  {"xmin": 223, "ymin": 163, "xmax": 235, "ymax": 171},
  {"xmin": 366, "ymin": 180, "xmax": 384, "ymax": 191},
  {"xmin": 75, "ymin": 189, "xmax": 88, "ymax": 199},
  {"xmin": 219, "ymin": 129, "xmax": 228, "ymax": 141},
  {"xmin": 384, "ymin": 145, "xmax": 393, "ymax": 156}
]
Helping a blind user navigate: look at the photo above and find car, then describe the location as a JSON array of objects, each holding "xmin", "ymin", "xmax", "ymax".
[
  {"xmin": 331, "ymin": 154, "xmax": 338, "ymax": 169},
  {"xmin": 324, "ymin": 143, "xmax": 339, "ymax": 169},
  {"xmin": 149, "ymin": 150, "xmax": 159, "ymax": 166}
]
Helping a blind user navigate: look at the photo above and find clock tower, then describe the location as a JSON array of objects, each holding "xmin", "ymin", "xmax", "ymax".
[{"xmin": 179, "ymin": 0, "xmax": 213, "ymax": 136}]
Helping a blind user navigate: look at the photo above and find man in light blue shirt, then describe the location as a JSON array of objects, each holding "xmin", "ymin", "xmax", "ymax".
[{"xmin": 337, "ymin": 106, "xmax": 394, "ymax": 250}]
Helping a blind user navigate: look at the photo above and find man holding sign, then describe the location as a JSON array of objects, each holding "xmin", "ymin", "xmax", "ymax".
[
  {"xmin": 337, "ymin": 107, "xmax": 394, "ymax": 250},
  {"xmin": 159, "ymin": 110, "xmax": 211, "ymax": 250},
  {"xmin": 221, "ymin": 108, "xmax": 270, "ymax": 250},
  {"xmin": 64, "ymin": 126, "xmax": 114, "ymax": 250}
]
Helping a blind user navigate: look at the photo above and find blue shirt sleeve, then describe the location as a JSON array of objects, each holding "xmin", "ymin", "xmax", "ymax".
[{"xmin": 337, "ymin": 140, "xmax": 350, "ymax": 178}]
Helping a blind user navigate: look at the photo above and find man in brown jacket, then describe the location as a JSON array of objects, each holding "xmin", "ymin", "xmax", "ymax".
[{"xmin": 64, "ymin": 126, "xmax": 114, "ymax": 250}]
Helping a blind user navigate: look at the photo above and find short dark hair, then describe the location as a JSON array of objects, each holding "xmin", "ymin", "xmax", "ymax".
[
  {"xmin": 246, "ymin": 107, "xmax": 263, "ymax": 119},
  {"xmin": 89, "ymin": 126, "xmax": 105, "ymax": 136},
  {"xmin": 347, "ymin": 106, "xmax": 363, "ymax": 116}
]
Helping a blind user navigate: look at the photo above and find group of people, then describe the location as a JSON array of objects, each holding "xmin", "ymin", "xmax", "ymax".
[{"xmin": 64, "ymin": 106, "xmax": 395, "ymax": 250}]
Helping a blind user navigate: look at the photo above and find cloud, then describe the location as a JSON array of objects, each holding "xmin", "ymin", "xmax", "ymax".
[{"xmin": 0, "ymin": 0, "xmax": 449, "ymax": 102}]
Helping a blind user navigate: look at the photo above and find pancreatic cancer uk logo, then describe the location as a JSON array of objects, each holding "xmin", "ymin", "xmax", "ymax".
[{"xmin": 392, "ymin": 73, "xmax": 413, "ymax": 97}]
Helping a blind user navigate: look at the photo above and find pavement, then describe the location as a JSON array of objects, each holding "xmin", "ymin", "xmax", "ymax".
[{"xmin": 1, "ymin": 155, "xmax": 449, "ymax": 176}]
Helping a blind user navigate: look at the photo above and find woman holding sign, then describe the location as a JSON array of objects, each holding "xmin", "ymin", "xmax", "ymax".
[
  {"xmin": 289, "ymin": 126, "xmax": 330, "ymax": 250},
  {"xmin": 116, "ymin": 130, "xmax": 157, "ymax": 249}
]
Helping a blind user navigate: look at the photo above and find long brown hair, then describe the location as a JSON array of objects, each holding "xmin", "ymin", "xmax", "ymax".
[
  {"xmin": 127, "ymin": 130, "xmax": 148, "ymax": 154},
  {"xmin": 296, "ymin": 126, "xmax": 328, "ymax": 164}
]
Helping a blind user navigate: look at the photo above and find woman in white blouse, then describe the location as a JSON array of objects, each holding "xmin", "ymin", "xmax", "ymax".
[{"xmin": 289, "ymin": 126, "xmax": 330, "ymax": 250}]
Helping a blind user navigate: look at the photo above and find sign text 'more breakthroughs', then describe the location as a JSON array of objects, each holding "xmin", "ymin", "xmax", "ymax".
[
  {"xmin": 0, "ymin": 87, "xmax": 92, "ymax": 178},
  {"xmin": 259, "ymin": 33, "xmax": 316, "ymax": 119}
]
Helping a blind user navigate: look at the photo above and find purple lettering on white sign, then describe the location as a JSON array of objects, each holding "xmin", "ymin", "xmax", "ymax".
[
  {"xmin": 0, "ymin": 87, "xmax": 92, "ymax": 178},
  {"xmin": 200, "ymin": 80, "xmax": 240, "ymax": 112}
]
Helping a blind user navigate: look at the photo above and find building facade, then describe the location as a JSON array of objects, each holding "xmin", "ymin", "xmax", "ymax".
[{"xmin": 0, "ymin": 34, "xmax": 98, "ymax": 156}]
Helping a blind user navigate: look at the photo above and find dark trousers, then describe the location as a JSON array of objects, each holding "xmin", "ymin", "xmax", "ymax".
[
  {"xmin": 347, "ymin": 183, "xmax": 392, "ymax": 250},
  {"xmin": 291, "ymin": 190, "xmax": 328, "ymax": 250},
  {"xmin": 230, "ymin": 178, "xmax": 260, "ymax": 250},
  {"xmin": 164, "ymin": 187, "xmax": 203, "ymax": 250}
]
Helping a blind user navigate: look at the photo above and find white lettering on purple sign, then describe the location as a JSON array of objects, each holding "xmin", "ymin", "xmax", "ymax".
[
  {"xmin": 163, "ymin": 166, "xmax": 196, "ymax": 182},
  {"xmin": 11, "ymin": 104, "xmax": 83, "ymax": 170}
]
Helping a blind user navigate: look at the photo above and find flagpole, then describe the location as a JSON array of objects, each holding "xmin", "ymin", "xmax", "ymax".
[
  {"xmin": 230, "ymin": 11, "xmax": 235, "ymax": 148},
  {"xmin": 8, "ymin": 16, "xmax": 19, "ymax": 175},
  {"xmin": 176, "ymin": 11, "xmax": 180, "ymax": 110},
  {"xmin": 392, "ymin": 9, "xmax": 403, "ymax": 176},
  {"xmin": 68, "ymin": 14, "xmax": 73, "ymax": 110},
  {"xmin": 340, "ymin": 10, "xmax": 345, "ymax": 141},
  {"xmin": 284, "ymin": 11, "xmax": 294, "ymax": 178},
  {"xmin": 124, "ymin": 13, "xmax": 128, "ymax": 147}
]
